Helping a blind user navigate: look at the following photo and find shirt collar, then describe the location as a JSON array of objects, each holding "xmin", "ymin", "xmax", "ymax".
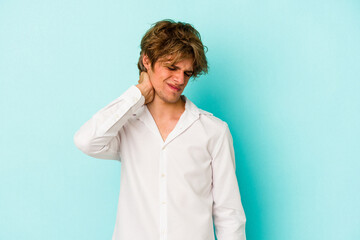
[
  {"xmin": 182, "ymin": 95, "xmax": 201, "ymax": 117},
  {"xmin": 133, "ymin": 94, "xmax": 212, "ymax": 120},
  {"xmin": 133, "ymin": 95, "xmax": 212, "ymax": 146}
]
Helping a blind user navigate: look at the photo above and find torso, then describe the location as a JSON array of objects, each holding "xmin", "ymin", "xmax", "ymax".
[
  {"xmin": 147, "ymin": 96, "xmax": 186, "ymax": 142},
  {"xmin": 153, "ymin": 118, "xmax": 180, "ymax": 142}
]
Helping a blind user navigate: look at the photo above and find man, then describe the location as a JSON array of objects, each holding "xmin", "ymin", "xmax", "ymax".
[{"xmin": 73, "ymin": 19, "xmax": 246, "ymax": 240}]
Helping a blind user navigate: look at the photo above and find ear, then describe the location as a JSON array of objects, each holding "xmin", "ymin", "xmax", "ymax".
[{"xmin": 142, "ymin": 54, "xmax": 151, "ymax": 71}]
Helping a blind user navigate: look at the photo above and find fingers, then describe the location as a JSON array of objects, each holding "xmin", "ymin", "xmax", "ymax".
[
  {"xmin": 138, "ymin": 71, "xmax": 146, "ymax": 84},
  {"xmin": 137, "ymin": 71, "xmax": 155, "ymax": 104},
  {"xmin": 140, "ymin": 71, "xmax": 151, "ymax": 86}
]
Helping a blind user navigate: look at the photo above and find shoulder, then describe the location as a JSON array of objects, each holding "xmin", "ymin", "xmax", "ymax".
[
  {"xmin": 197, "ymin": 107, "xmax": 229, "ymax": 133},
  {"xmin": 195, "ymin": 107, "xmax": 233, "ymax": 155},
  {"xmin": 184, "ymin": 95, "xmax": 229, "ymax": 133}
]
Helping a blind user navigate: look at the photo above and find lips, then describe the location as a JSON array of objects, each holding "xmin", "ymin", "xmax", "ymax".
[{"xmin": 167, "ymin": 83, "xmax": 180, "ymax": 91}]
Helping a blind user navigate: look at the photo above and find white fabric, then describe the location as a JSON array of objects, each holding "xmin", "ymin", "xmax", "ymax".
[{"xmin": 73, "ymin": 85, "xmax": 246, "ymax": 240}]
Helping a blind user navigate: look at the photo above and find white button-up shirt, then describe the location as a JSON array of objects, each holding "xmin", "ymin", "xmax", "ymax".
[{"xmin": 73, "ymin": 85, "xmax": 246, "ymax": 240}]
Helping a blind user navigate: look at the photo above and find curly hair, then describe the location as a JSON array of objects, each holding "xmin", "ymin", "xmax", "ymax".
[{"xmin": 137, "ymin": 19, "xmax": 209, "ymax": 80}]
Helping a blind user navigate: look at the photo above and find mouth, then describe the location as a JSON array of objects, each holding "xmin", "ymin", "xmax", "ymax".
[{"xmin": 167, "ymin": 83, "xmax": 181, "ymax": 92}]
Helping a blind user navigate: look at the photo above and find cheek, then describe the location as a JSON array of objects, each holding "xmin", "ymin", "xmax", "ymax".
[
  {"xmin": 153, "ymin": 73, "xmax": 169, "ymax": 85},
  {"xmin": 149, "ymin": 69, "xmax": 171, "ymax": 89},
  {"xmin": 150, "ymin": 76, "xmax": 164, "ymax": 90}
]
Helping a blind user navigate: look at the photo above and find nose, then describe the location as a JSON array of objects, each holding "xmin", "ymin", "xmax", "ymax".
[{"xmin": 173, "ymin": 71, "xmax": 185, "ymax": 85}]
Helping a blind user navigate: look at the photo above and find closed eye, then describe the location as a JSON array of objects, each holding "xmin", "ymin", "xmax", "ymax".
[{"xmin": 167, "ymin": 66, "xmax": 193, "ymax": 77}]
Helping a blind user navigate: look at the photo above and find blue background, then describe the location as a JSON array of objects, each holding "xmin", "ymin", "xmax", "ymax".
[{"xmin": 1, "ymin": 0, "xmax": 359, "ymax": 239}]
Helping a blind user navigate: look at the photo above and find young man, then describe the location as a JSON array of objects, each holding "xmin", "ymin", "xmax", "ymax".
[{"xmin": 74, "ymin": 19, "xmax": 246, "ymax": 240}]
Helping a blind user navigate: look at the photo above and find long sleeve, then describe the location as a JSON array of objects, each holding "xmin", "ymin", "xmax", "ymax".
[
  {"xmin": 211, "ymin": 122, "xmax": 246, "ymax": 240},
  {"xmin": 73, "ymin": 85, "xmax": 145, "ymax": 161}
]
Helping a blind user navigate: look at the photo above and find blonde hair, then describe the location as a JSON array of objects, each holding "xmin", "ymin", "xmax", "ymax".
[{"xmin": 137, "ymin": 19, "xmax": 208, "ymax": 79}]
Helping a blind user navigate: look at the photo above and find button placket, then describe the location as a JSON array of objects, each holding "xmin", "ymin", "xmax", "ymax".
[{"xmin": 159, "ymin": 146, "xmax": 167, "ymax": 240}]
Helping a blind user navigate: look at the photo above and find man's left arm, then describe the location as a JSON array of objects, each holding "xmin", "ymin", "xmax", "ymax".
[{"xmin": 211, "ymin": 122, "xmax": 246, "ymax": 240}]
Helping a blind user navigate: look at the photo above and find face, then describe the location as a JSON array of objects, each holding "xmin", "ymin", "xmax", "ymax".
[{"xmin": 143, "ymin": 55, "xmax": 194, "ymax": 104}]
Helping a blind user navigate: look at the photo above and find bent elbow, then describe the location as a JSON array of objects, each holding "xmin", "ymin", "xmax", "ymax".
[
  {"xmin": 73, "ymin": 130, "xmax": 89, "ymax": 153},
  {"xmin": 73, "ymin": 130, "xmax": 99, "ymax": 157}
]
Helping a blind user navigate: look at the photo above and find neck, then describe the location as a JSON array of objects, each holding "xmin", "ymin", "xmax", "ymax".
[{"xmin": 147, "ymin": 95, "xmax": 186, "ymax": 120}]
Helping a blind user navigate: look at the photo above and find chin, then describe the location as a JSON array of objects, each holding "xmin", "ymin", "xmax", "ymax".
[
  {"xmin": 154, "ymin": 89, "xmax": 182, "ymax": 104},
  {"xmin": 160, "ymin": 95, "xmax": 181, "ymax": 104},
  {"xmin": 166, "ymin": 97, "xmax": 180, "ymax": 104}
]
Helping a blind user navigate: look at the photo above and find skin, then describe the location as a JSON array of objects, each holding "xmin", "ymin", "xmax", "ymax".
[{"xmin": 136, "ymin": 54, "xmax": 194, "ymax": 141}]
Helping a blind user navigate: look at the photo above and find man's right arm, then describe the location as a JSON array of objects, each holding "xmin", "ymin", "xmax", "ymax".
[{"xmin": 73, "ymin": 85, "xmax": 145, "ymax": 161}]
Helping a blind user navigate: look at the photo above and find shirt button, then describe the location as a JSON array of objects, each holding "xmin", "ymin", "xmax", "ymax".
[
  {"xmin": 161, "ymin": 173, "xmax": 165, "ymax": 177},
  {"xmin": 162, "ymin": 201, "xmax": 166, "ymax": 204},
  {"xmin": 115, "ymin": 114, "xmax": 119, "ymax": 119}
]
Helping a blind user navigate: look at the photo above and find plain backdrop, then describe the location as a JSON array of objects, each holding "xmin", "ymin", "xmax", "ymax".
[{"xmin": 0, "ymin": 0, "xmax": 359, "ymax": 239}]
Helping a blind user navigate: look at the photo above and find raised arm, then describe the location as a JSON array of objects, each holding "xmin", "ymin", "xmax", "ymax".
[
  {"xmin": 211, "ymin": 122, "xmax": 247, "ymax": 240},
  {"xmin": 73, "ymin": 85, "xmax": 145, "ymax": 160},
  {"xmin": 73, "ymin": 72, "xmax": 154, "ymax": 161}
]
